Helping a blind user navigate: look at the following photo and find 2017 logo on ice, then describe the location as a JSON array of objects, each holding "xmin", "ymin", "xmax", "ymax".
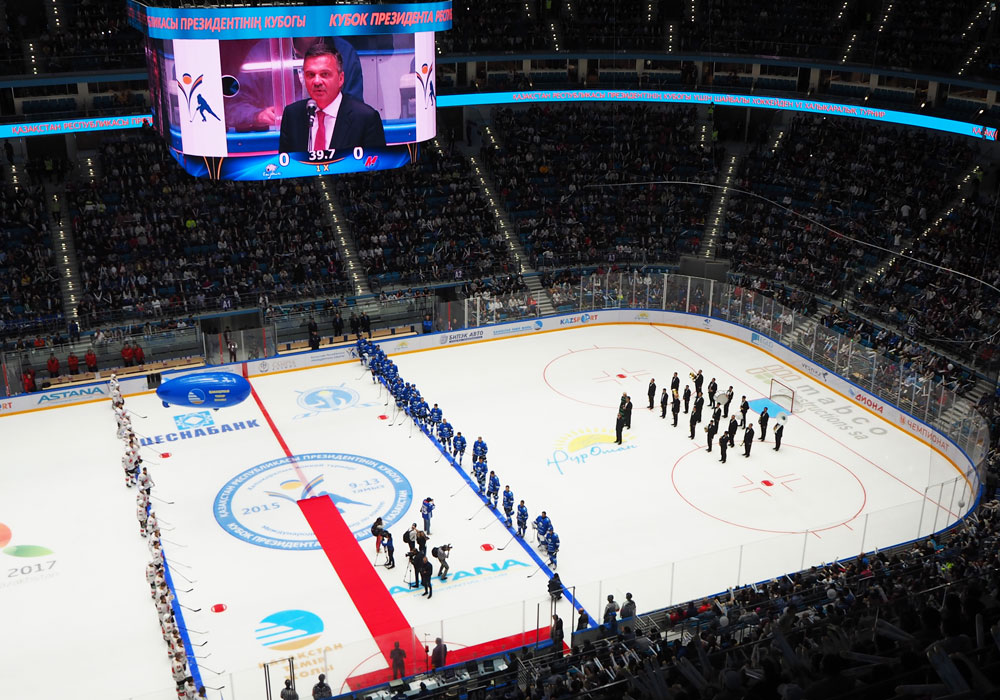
[{"xmin": 214, "ymin": 453, "xmax": 412, "ymax": 551}]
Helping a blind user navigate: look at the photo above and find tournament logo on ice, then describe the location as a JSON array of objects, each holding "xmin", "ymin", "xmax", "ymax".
[
  {"xmin": 214, "ymin": 453, "xmax": 412, "ymax": 550},
  {"xmin": 546, "ymin": 428, "xmax": 636, "ymax": 474},
  {"xmin": 293, "ymin": 385, "xmax": 379, "ymax": 419},
  {"xmin": 255, "ymin": 609, "xmax": 324, "ymax": 651}
]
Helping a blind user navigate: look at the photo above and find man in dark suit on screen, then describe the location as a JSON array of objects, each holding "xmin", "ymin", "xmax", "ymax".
[{"xmin": 278, "ymin": 44, "xmax": 386, "ymax": 154}]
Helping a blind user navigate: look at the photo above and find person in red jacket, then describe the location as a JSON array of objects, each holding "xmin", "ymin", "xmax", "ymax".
[
  {"xmin": 22, "ymin": 367, "xmax": 36, "ymax": 393},
  {"xmin": 67, "ymin": 352, "xmax": 79, "ymax": 375},
  {"xmin": 84, "ymin": 349, "xmax": 98, "ymax": 372},
  {"xmin": 133, "ymin": 344, "xmax": 145, "ymax": 366},
  {"xmin": 121, "ymin": 341, "xmax": 134, "ymax": 367},
  {"xmin": 46, "ymin": 353, "xmax": 60, "ymax": 378}
]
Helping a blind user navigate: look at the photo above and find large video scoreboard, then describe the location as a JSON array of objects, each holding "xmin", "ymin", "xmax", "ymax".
[{"xmin": 127, "ymin": 1, "xmax": 452, "ymax": 180}]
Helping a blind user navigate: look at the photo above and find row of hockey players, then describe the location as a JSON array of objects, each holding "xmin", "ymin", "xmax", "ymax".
[
  {"xmin": 358, "ymin": 338, "xmax": 561, "ymax": 569},
  {"xmin": 111, "ymin": 374, "xmax": 207, "ymax": 700}
]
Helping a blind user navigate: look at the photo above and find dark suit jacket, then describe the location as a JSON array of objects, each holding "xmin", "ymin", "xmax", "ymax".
[{"xmin": 278, "ymin": 95, "xmax": 386, "ymax": 153}]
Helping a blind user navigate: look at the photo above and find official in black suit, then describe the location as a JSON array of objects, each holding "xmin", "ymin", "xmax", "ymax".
[
  {"xmin": 773, "ymin": 422, "xmax": 784, "ymax": 451},
  {"xmin": 670, "ymin": 372, "xmax": 679, "ymax": 393},
  {"xmin": 742, "ymin": 425, "xmax": 755, "ymax": 457},
  {"xmin": 718, "ymin": 432, "xmax": 728, "ymax": 463},
  {"xmin": 758, "ymin": 407, "xmax": 769, "ymax": 441},
  {"xmin": 647, "ymin": 379, "xmax": 656, "ymax": 410},
  {"xmin": 739, "ymin": 396, "xmax": 749, "ymax": 428},
  {"xmin": 671, "ymin": 393, "xmax": 680, "ymax": 427},
  {"xmin": 659, "ymin": 388, "xmax": 669, "ymax": 418},
  {"xmin": 705, "ymin": 418, "xmax": 718, "ymax": 452},
  {"xmin": 623, "ymin": 396, "xmax": 633, "ymax": 429},
  {"xmin": 278, "ymin": 44, "xmax": 386, "ymax": 154}
]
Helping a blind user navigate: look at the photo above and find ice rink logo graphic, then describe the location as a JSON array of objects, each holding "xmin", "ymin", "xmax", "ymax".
[
  {"xmin": 255, "ymin": 609, "xmax": 324, "ymax": 651},
  {"xmin": 546, "ymin": 428, "xmax": 636, "ymax": 473},
  {"xmin": 294, "ymin": 385, "xmax": 378, "ymax": 419},
  {"xmin": 173, "ymin": 411, "xmax": 214, "ymax": 431},
  {"xmin": 214, "ymin": 453, "xmax": 412, "ymax": 550},
  {"xmin": 0, "ymin": 520, "xmax": 53, "ymax": 558}
]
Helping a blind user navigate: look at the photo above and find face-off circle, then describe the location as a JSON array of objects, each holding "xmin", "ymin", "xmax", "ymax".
[
  {"xmin": 671, "ymin": 445, "xmax": 867, "ymax": 534},
  {"xmin": 543, "ymin": 347, "xmax": 694, "ymax": 408},
  {"xmin": 214, "ymin": 453, "xmax": 412, "ymax": 550}
]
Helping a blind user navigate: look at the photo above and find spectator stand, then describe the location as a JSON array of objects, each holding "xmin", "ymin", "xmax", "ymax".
[
  {"xmin": 67, "ymin": 129, "xmax": 351, "ymax": 331},
  {"xmin": 335, "ymin": 145, "xmax": 520, "ymax": 290},
  {"xmin": 485, "ymin": 103, "xmax": 715, "ymax": 271}
]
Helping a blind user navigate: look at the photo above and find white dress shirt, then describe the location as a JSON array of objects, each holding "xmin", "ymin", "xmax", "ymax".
[{"xmin": 309, "ymin": 93, "xmax": 343, "ymax": 150}]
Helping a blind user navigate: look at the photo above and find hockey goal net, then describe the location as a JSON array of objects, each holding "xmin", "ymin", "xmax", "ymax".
[{"xmin": 769, "ymin": 378, "xmax": 795, "ymax": 414}]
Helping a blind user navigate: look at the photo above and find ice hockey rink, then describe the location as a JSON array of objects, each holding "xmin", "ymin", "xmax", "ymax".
[{"xmin": 0, "ymin": 322, "xmax": 974, "ymax": 700}]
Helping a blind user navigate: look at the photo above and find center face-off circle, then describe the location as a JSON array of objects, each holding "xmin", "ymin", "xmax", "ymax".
[
  {"xmin": 214, "ymin": 452, "xmax": 412, "ymax": 550},
  {"xmin": 671, "ymin": 445, "xmax": 866, "ymax": 534},
  {"xmin": 543, "ymin": 346, "xmax": 693, "ymax": 408}
]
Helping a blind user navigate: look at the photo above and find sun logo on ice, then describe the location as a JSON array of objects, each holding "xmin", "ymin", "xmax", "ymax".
[
  {"xmin": 296, "ymin": 386, "xmax": 359, "ymax": 413},
  {"xmin": 546, "ymin": 429, "xmax": 634, "ymax": 474},
  {"xmin": 255, "ymin": 609, "xmax": 324, "ymax": 651}
]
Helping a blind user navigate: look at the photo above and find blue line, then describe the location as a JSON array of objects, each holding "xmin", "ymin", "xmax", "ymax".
[
  {"xmin": 377, "ymin": 375, "xmax": 599, "ymax": 630},
  {"xmin": 162, "ymin": 555, "xmax": 205, "ymax": 691}
]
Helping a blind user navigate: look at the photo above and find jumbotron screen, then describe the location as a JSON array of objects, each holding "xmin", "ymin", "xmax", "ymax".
[{"xmin": 127, "ymin": 1, "xmax": 452, "ymax": 180}]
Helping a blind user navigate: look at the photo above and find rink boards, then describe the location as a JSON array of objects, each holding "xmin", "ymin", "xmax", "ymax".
[{"xmin": 0, "ymin": 311, "xmax": 981, "ymax": 700}]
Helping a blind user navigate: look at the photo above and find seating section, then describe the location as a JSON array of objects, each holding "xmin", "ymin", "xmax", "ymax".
[
  {"xmin": 562, "ymin": 0, "xmax": 664, "ymax": 51},
  {"xmin": 67, "ymin": 130, "xmax": 349, "ymax": 327},
  {"xmin": 485, "ymin": 104, "xmax": 715, "ymax": 269},
  {"xmin": 335, "ymin": 147, "xmax": 519, "ymax": 288},
  {"xmin": 0, "ymin": 183, "xmax": 62, "ymax": 336},
  {"xmin": 855, "ymin": 192, "xmax": 1000, "ymax": 370},
  {"xmin": 35, "ymin": 0, "xmax": 144, "ymax": 72},
  {"xmin": 679, "ymin": 0, "xmax": 848, "ymax": 60},
  {"xmin": 437, "ymin": 2, "xmax": 549, "ymax": 55},
  {"xmin": 719, "ymin": 115, "xmax": 976, "ymax": 299}
]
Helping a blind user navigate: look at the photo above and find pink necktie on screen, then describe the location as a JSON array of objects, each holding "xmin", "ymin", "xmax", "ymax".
[{"xmin": 313, "ymin": 113, "xmax": 326, "ymax": 151}]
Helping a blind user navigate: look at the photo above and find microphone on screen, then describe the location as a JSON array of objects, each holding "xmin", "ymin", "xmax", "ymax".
[{"xmin": 306, "ymin": 99, "xmax": 318, "ymax": 128}]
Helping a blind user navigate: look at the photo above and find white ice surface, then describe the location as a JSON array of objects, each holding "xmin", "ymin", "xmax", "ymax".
[{"xmin": 0, "ymin": 324, "xmax": 967, "ymax": 699}]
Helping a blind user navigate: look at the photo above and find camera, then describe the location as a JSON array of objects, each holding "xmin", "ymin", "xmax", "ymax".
[{"xmin": 439, "ymin": 544, "xmax": 452, "ymax": 551}]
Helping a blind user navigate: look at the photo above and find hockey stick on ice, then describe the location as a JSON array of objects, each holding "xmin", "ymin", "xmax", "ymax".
[
  {"xmin": 199, "ymin": 665, "xmax": 226, "ymax": 675},
  {"xmin": 127, "ymin": 409, "xmax": 149, "ymax": 419},
  {"xmin": 179, "ymin": 625, "xmax": 207, "ymax": 634},
  {"xmin": 449, "ymin": 483, "xmax": 465, "ymax": 497},
  {"xmin": 172, "ymin": 569, "xmax": 197, "ymax": 584},
  {"xmin": 152, "ymin": 495, "xmax": 175, "ymax": 505},
  {"xmin": 188, "ymin": 652, "xmax": 211, "ymax": 659},
  {"xmin": 497, "ymin": 535, "xmax": 516, "ymax": 550},
  {"xmin": 162, "ymin": 538, "xmax": 187, "ymax": 547},
  {"xmin": 181, "ymin": 604, "xmax": 203, "ymax": 613},
  {"xmin": 480, "ymin": 518, "xmax": 498, "ymax": 530},
  {"xmin": 526, "ymin": 567, "xmax": 544, "ymax": 578},
  {"xmin": 466, "ymin": 502, "xmax": 490, "ymax": 520}
]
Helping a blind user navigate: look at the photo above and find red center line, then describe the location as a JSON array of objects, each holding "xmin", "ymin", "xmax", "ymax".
[{"xmin": 247, "ymin": 375, "xmax": 423, "ymax": 674}]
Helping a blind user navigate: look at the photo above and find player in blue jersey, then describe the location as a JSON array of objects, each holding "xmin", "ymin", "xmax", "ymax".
[
  {"xmin": 437, "ymin": 418, "xmax": 453, "ymax": 450},
  {"xmin": 533, "ymin": 511, "xmax": 551, "ymax": 546},
  {"xmin": 452, "ymin": 432, "xmax": 467, "ymax": 464},
  {"xmin": 416, "ymin": 398, "xmax": 429, "ymax": 427},
  {"xmin": 487, "ymin": 471, "xmax": 500, "ymax": 508},
  {"xmin": 429, "ymin": 404, "xmax": 442, "ymax": 429},
  {"xmin": 516, "ymin": 500, "xmax": 528, "ymax": 537},
  {"xmin": 472, "ymin": 458, "xmax": 487, "ymax": 493},
  {"xmin": 502, "ymin": 486, "xmax": 514, "ymax": 527},
  {"xmin": 546, "ymin": 529, "xmax": 560, "ymax": 568},
  {"xmin": 473, "ymin": 437, "xmax": 487, "ymax": 460}
]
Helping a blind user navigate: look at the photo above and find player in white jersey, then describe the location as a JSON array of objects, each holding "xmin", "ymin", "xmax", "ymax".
[
  {"xmin": 137, "ymin": 503, "xmax": 149, "ymax": 537},
  {"xmin": 137, "ymin": 467, "xmax": 154, "ymax": 494}
]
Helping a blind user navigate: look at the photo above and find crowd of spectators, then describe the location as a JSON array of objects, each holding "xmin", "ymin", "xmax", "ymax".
[
  {"xmin": 561, "ymin": 0, "xmax": 664, "ymax": 52},
  {"xmin": 679, "ymin": 0, "xmax": 848, "ymax": 61},
  {"xmin": 0, "ymin": 181, "xmax": 63, "ymax": 341},
  {"xmin": 336, "ymin": 146, "xmax": 518, "ymax": 287},
  {"xmin": 33, "ymin": 0, "xmax": 143, "ymax": 72},
  {"xmin": 849, "ymin": 0, "xmax": 983, "ymax": 76},
  {"xmin": 67, "ymin": 129, "xmax": 350, "ymax": 328},
  {"xmin": 854, "ymin": 190, "xmax": 1000, "ymax": 373},
  {"xmin": 437, "ymin": 2, "xmax": 549, "ymax": 55},
  {"xmin": 485, "ymin": 104, "xmax": 717, "ymax": 270},
  {"xmin": 719, "ymin": 115, "xmax": 977, "ymax": 300}
]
